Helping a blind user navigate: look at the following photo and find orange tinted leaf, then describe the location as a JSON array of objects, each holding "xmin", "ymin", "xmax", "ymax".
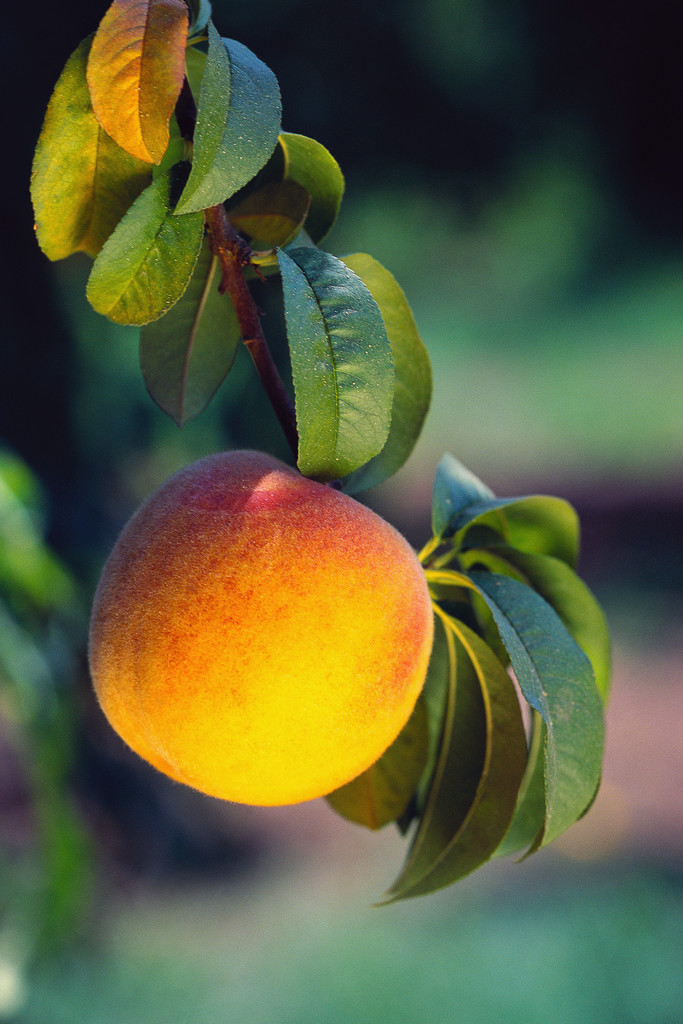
[{"xmin": 87, "ymin": 0, "xmax": 188, "ymax": 164}]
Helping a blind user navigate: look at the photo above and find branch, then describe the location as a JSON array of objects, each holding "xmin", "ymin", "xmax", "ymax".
[
  {"xmin": 176, "ymin": 79, "xmax": 299, "ymax": 461},
  {"xmin": 205, "ymin": 204, "xmax": 299, "ymax": 461}
]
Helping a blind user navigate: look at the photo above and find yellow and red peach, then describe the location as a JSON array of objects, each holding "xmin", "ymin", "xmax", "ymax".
[{"xmin": 88, "ymin": 450, "xmax": 433, "ymax": 806}]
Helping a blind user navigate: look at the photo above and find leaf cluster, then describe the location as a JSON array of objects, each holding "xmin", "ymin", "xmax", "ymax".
[
  {"xmin": 0, "ymin": 452, "xmax": 91, "ymax": 952},
  {"xmin": 327, "ymin": 454, "xmax": 610, "ymax": 900},
  {"xmin": 30, "ymin": 0, "xmax": 431, "ymax": 487}
]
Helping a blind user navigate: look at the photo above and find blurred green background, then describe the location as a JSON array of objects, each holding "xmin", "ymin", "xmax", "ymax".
[{"xmin": 2, "ymin": 0, "xmax": 682, "ymax": 1020}]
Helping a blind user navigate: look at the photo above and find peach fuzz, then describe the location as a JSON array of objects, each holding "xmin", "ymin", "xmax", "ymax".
[{"xmin": 88, "ymin": 450, "xmax": 434, "ymax": 806}]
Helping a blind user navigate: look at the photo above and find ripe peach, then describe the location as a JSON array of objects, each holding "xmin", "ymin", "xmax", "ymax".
[{"xmin": 88, "ymin": 450, "xmax": 434, "ymax": 806}]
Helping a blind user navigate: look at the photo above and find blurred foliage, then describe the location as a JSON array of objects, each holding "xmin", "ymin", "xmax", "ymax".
[
  {"xmin": 0, "ymin": 451, "xmax": 91, "ymax": 1011},
  {"xmin": 14, "ymin": 867, "xmax": 683, "ymax": 1024}
]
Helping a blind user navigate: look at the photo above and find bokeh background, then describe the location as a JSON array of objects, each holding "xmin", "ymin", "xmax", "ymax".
[{"xmin": 2, "ymin": 0, "xmax": 682, "ymax": 1020}]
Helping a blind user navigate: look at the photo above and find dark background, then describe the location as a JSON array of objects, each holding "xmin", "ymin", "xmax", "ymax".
[{"xmin": 5, "ymin": 0, "xmax": 682, "ymax": 501}]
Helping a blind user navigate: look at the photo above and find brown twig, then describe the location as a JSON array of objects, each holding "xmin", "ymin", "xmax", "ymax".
[
  {"xmin": 176, "ymin": 80, "xmax": 299, "ymax": 461},
  {"xmin": 205, "ymin": 204, "xmax": 299, "ymax": 461}
]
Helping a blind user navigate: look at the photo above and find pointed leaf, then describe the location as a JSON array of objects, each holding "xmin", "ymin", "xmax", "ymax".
[
  {"xmin": 469, "ymin": 571, "xmax": 605, "ymax": 847},
  {"xmin": 31, "ymin": 37, "xmax": 152, "ymax": 260},
  {"xmin": 413, "ymin": 613, "xmax": 451, "ymax": 814},
  {"xmin": 86, "ymin": 169, "xmax": 204, "ymax": 325},
  {"xmin": 451, "ymin": 494, "xmax": 580, "ymax": 567},
  {"xmin": 386, "ymin": 612, "xmax": 485, "ymax": 898},
  {"xmin": 229, "ymin": 180, "xmax": 311, "ymax": 248},
  {"xmin": 326, "ymin": 695, "xmax": 429, "ymax": 830},
  {"xmin": 226, "ymin": 132, "xmax": 344, "ymax": 245},
  {"xmin": 341, "ymin": 254, "xmax": 432, "ymax": 494},
  {"xmin": 432, "ymin": 453, "xmax": 495, "ymax": 539},
  {"xmin": 175, "ymin": 22, "xmax": 281, "ymax": 213},
  {"xmin": 277, "ymin": 247, "xmax": 394, "ymax": 481},
  {"xmin": 495, "ymin": 711, "xmax": 547, "ymax": 858},
  {"xmin": 387, "ymin": 618, "xmax": 527, "ymax": 900},
  {"xmin": 139, "ymin": 237, "xmax": 241, "ymax": 424},
  {"xmin": 87, "ymin": 0, "xmax": 189, "ymax": 164},
  {"xmin": 465, "ymin": 546, "xmax": 611, "ymax": 701},
  {"xmin": 279, "ymin": 133, "xmax": 345, "ymax": 243}
]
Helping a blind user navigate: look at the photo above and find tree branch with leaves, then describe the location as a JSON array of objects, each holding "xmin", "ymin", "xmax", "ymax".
[{"xmin": 30, "ymin": 0, "xmax": 609, "ymax": 901}]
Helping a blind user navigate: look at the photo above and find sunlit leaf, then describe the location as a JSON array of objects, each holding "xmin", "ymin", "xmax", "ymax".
[
  {"xmin": 87, "ymin": 0, "xmax": 189, "ymax": 164},
  {"xmin": 226, "ymin": 132, "xmax": 344, "ymax": 245},
  {"xmin": 279, "ymin": 133, "xmax": 344, "ymax": 243},
  {"xmin": 326, "ymin": 696, "xmax": 428, "ymax": 830},
  {"xmin": 277, "ymin": 246, "xmax": 394, "ymax": 481},
  {"xmin": 470, "ymin": 571, "xmax": 604, "ymax": 848},
  {"xmin": 387, "ymin": 617, "xmax": 526, "ymax": 900},
  {"xmin": 452, "ymin": 494, "xmax": 580, "ymax": 567},
  {"xmin": 229, "ymin": 180, "xmax": 311, "ymax": 248},
  {"xmin": 139, "ymin": 237, "xmax": 241, "ymax": 424},
  {"xmin": 175, "ymin": 21, "xmax": 281, "ymax": 213},
  {"xmin": 31, "ymin": 37, "xmax": 152, "ymax": 260},
  {"xmin": 86, "ymin": 168, "xmax": 204, "ymax": 325},
  {"xmin": 341, "ymin": 254, "xmax": 432, "ymax": 494}
]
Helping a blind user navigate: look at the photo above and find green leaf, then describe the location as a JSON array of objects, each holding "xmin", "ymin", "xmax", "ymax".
[
  {"xmin": 175, "ymin": 21, "xmax": 281, "ymax": 214},
  {"xmin": 225, "ymin": 133, "xmax": 344, "ymax": 245},
  {"xmin": 86, "ymin": 168, "xmax": 204, "ymax": 325},
  {"xmin": 0, "ymin": 457, "xmax": 75, "ymax": 610},
  {"xmin": 412, "ymin": 613, "xmax": 451, "ymax": 817},
  {"xmin": 428, "ymin": 457, "xmax": 579, "ymax": 565},
  {"xmin": 229, "ymin": 180, "xmax": 311, "ymax": 248},
  {"xmin": 326, "ymin": 695, "xmax": 429, "ymax": 830},
  {"xmin": 494, "ymin": 711, "xmax": 547, "ymax": 858},
  {"xmin": 185, "ymin": 42, "xmax": 207, "ymax": 101},
  {"xmin": 277, "ymin": 247, "xmax": 394, "ymax": 481},
  {"xmin": 431, "ymin": 453, "xmax": 495, "ymax": 539},
  {"xmin": 139, "ymin": 237, "xmax": 241, "ymax": 424},
  {"xmin": 465, "ymin": 546, "xmax": 611, "ymax": 701},
  {"xmin": 469, "ymin": 571, "xmax": 605, "ymax": 848},
  {"xmin": 278, "ymin": 133, "xmax": 345, "ymax": 243},
  {"xmin": 454, "ymin": 495, "xmax": 580, "ymax": 567},
  {"xmin": 31, "ymin": 36, "xmax": 152, "ymax": 260},
  {"xmin": 188, "ymin": 0, "xmax": 211, "ymax": 36},
  {"xmin": 340, "ymin": 254, "xmax": 432, "ymax": 494},
  {"xmin": 387, "ymin": 615, "xmax": 526, "ymax": 901},
  {"xmin": 385, "ymin": 613, "xmax": 480, "ymax": 897}
]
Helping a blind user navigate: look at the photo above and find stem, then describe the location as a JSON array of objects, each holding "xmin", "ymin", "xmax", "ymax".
[
  {"xmin": 175, "ymin": 79, "xmax": 299, "ymax": 461},
  {"xmin": 204, "ymin": 205, "xmax": 299, "ymax": 461}
]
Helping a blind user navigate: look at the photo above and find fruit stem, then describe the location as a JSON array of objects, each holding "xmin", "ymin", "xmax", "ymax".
[{"xmin": 205, "ymin": 204, "xmax": 299, "ymax": 462}]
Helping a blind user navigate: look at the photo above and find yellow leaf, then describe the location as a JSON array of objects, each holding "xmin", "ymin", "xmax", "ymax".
[
  {"xmin": 87, "ymin": 0, "xmax": 189, "ymax": 164},
  {"xmin": 31, "ymin": 37, "xmax": 152, "ymax": 260}
]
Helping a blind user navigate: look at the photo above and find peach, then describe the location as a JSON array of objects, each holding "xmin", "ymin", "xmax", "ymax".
[{"xmin": 88, "ymin": 450, "xmax": 434, "ymax": 805}]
